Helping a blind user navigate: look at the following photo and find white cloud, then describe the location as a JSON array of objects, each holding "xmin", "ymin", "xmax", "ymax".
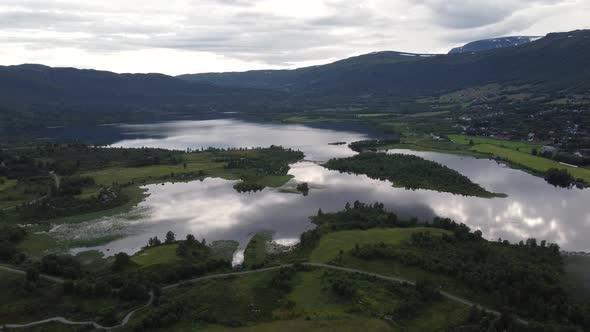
[{"xmin": 0, "ymin": 0, "xmax": 587, "ymax": 74}]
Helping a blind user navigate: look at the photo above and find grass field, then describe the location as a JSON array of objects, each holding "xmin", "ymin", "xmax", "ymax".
[
  {"xmin": 156, "ymin": 269, "xmax": 286, "ymax": 327},
  {"xmin": 449, "ymin": 134, "xmax": 542, "ymax": 154},
  {"xmin": 283, "ymin": 116, "xmax": 344, "ymax": 123},
  {"xmin": 286, "ymin": 268, "xmax": 468, "ymax": 331},
  {"xmin": 472, "ymin": 144, "xmax": 590, "ymax": 182},
  {"xmin": 131, "ymin": 241, "xmax": 239, "ymax": 268},
  {"xmin": 74, "ymin": 250, "xmax": 113, "ymax": 273},
  {"xmin": 288, "ymin": 270, "xmax": 343, "ymax": 315},
  {"xmin": 447, "ymin": 135, "xmax": 590, "ymax": 182},
  {"xmin": 308, "ymin": 227, "xmax": 493, "ymax": 308},
  {"xmin": 210, "ymin": 240, "xmax": 240, "ymax": 261},
  {"xmin": 407, "ymin": 110, "xmax": 451, "ymax": 118},
  {"xmin": 377, "ymin": 135, "xmax": 590, "ymax": 183},
  {"xmin": 131, "ymin": 243, "xmax": 180, "ymax": 267},
  {"xmin": 355, "ymin": 113, "xmax": 393, "ymax": 118},
  {"xmin": 243, "ymin": 232, "xmax": 272, "ymax": 268},
  {"xmin": 0, "ymin": 180, "xmax": 40, "ymax": 209},
  {"xmin": 0, "ymin": 177, "xmax": 17, "ymax": 192},
  {"xmin": 379, "ymin": 139, "xmax": 486, "ymax": 157},
  {"xmin": 84, "ymin": 151, "xmax": 295, "ymax": 190},
  {"xmin": 83, "ymin": 160, "xmax": 222, "ymax": 186},
  {"xmin": 131, "ymin": 267, "xmax": 469, "ymax": 331},
  {"xmin": 310, "ymin": 228, "xmax": 449, "ymax": 263},
  {"xmin": 17, "ymin": 232, "xmax": 58, "ymax": 257}
]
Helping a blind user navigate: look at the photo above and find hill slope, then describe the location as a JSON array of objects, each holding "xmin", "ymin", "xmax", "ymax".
[{"xmin": 0, "ymin": 64, "xmax": 279, "ymax": 107}]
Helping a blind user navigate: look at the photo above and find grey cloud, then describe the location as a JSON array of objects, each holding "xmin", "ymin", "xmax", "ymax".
[
  {"xmin": 416, "ymin": 0, "xmax": 563, "ymax": 29},
  {"xmin": 0, "ymin": 10, "xmax": 87, "ymax": 29},
  {"xmin": 0, "ymin": 0, "xmax": 587, "ymax": 72}
]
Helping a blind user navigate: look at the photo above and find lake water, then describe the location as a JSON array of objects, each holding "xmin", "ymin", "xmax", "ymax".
[{"xmin": 64, "ymin": 119, "xmax": 590, "ymax": 257}]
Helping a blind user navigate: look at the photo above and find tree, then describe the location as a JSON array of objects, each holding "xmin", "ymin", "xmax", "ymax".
[
  {"xmin": 296, "ymin": 182, "xmax": 310, "ymax": 196},
  {"xmin": 148, "ymin": 236, "xmax": 162, "ymax": 247},
  {"xmin": 473, "ymin": 230, "xmax": 483, "ymax": 240},
  {"xmin": 26, "ymin": 266, "xmax": 40, "ymax": 282},
  {"xmin": 98, "ymin": 307, "xmax": 118, "ymax": 326},
  {"xmin": 415, "ymin": 279, "xmax": 441, "ymax": 301},
  {"xmin": 94, "ymin": 280, "xmax": 111, "ymax": 296},
  {"xmin": 165, "ymin": 231, "xmax": 176, "ymax": 244},
  {"xmin": 118, "ymin": 282, "xmax": 149, "ymax": 301},
  {"xmin": 526, "ymin": 238, "xmax": 537, "ymax": 247},
  {"xmin": 63, "ymin": 280, "xmax": 75, "ymax": 295},
  {"xmin": 0, "ymin": 240, "xmax": 17, "ymax": 260},
  {"xmin": 545, "ymin": 168, "xmax": 575, "ymax": 188},
  {"xmin": 113, "ymin": 252, "xmax": 130, "ymax": 270},
  {"xmin": 186, "ymin": 234, "xmax": 196, "ymax": 244},
  {"xmin": 176, "ymin": 242, "xmax": 188, "ymax": 257}
]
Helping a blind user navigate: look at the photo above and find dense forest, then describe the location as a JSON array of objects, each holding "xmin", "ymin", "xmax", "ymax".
[
  {"xmin": 348, "ymin": 139, "xmax": 401, "ymax": 152},
  {"xmin": 324, "ymin": 152, "xmax": 501, "ymax": 197}
]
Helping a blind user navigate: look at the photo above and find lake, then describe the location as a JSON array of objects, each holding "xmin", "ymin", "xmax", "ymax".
[{"xmin": 62, "ymin": 119, "xmax": 590, "ymax": 258}]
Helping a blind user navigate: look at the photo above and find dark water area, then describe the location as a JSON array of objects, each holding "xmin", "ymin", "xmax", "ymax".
[{"xmin": 31, "ymin": 114, "xmax": 388, "ymax": 146}]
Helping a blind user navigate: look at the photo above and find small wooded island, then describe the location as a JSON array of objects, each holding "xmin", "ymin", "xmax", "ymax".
[{"xmin": 324, "ymin": 153, "xmax": 505, "ymax": 198}]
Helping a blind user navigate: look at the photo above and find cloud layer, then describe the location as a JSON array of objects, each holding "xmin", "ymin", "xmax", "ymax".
[{"xmin": 0, "ymin": 0, "xmax": 588, "ymax": 74}]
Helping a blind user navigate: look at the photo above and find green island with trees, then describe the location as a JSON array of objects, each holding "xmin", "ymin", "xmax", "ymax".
[
  {"xmin": 323, "ymin": 152, "xmax": 504, "ymax": 198},
  {"xmin": 1, "ymin": 203, "xmax": 588, "ymax": 331}
]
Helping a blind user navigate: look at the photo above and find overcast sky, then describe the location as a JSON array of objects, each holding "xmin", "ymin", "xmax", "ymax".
[{"xmin": 0, "ymin": 0, "xmax": 588, "ymax": 75}]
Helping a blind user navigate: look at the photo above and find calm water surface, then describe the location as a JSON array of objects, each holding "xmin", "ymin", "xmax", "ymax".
[{"xmin": 65, "ymin": 119, "xmax": 590, "ymax": 256}]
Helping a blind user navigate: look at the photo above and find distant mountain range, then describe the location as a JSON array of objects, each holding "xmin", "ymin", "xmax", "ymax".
[
  {"xmin": 181, "ymin": 30, "xmax": 590, "ymax": 98},
  {"xmin": 0, "ymin": 30, "xmax": 589, "ymax": 117},
  {"xmin": 0, "ymin": 64, "xmax": 273, "ymax": 106},
  {"xmin": 449, "ymin": 36, "xmax": 543, "ymax": 54}
]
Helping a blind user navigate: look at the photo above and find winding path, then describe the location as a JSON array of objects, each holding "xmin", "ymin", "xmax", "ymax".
[
  {"xmin": 0, "ymin": 265, "xmax": 65, "ymax": 284},
  {"xmin": 0, "ymin": 262, "xmax": 528, "ymax": 330}
]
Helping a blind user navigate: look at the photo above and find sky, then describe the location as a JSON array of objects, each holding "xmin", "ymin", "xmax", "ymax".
[{"xmin": 0, "ymin": 0, "xmax": 588, "ymax": 75}]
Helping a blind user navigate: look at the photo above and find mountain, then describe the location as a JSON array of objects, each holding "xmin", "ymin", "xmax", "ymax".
[
  {"xmin": 0, "ymin": 64, "xmax": 289, "ymax": 136},
  {"xmin": 178, "ymin": 51, "xmax": 436, "ymax": 90},
  {"xmin": 0, "ymin": 64, "xmax": 280, "ymax": 107},
  {"xmin": 1, "ymin": 29, "xmax": 589, "ymax": 134},
  {"xmin": 449, "ymin": 36, "xmax": 542, "ymax": 54},
  {"xmin": 180, "ymin": 30, "xmax": 590, "ymax": 98}
]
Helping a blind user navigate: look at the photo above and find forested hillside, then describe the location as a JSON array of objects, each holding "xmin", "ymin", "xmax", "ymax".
[{"xmin": 182, "ymin": 30, "xmax": 590, "ymax": 97}]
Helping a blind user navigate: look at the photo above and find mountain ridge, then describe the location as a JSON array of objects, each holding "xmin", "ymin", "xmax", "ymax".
[
  {"xmin": 179, "ymin": 30, "xmax": 590, "ymax": 97},
  {"xmin": 449, "ymin": 36, "xmax": 543, "ymax": 54},
  {"xmin": 0, "ymin": 29, "xmax": 589, "ymax": 114}
]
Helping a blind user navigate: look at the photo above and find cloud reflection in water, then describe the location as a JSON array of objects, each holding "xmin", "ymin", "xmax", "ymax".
[{"xmin": 72, "ymin": 120, "xmax": 590, "ymax": 254}]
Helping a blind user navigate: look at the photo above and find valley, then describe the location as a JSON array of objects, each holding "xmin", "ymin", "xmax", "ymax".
[{"xmin": 1, "ymin": 27, "xmax": 590, "ymax": 331}]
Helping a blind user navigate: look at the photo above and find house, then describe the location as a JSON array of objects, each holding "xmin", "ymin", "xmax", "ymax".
[
  {"xmin": 541, "ymin": 146, "xmax": 558, "ymax": 154},
  {"xmin": 527, "ymin": 133, "xmax": 535, "ymax": 142}
]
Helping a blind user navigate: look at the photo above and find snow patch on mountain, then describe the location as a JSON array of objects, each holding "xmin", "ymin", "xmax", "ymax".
[{"xmin": 449, "ymin": 36, "xmax": 544, "ymax": 54}]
